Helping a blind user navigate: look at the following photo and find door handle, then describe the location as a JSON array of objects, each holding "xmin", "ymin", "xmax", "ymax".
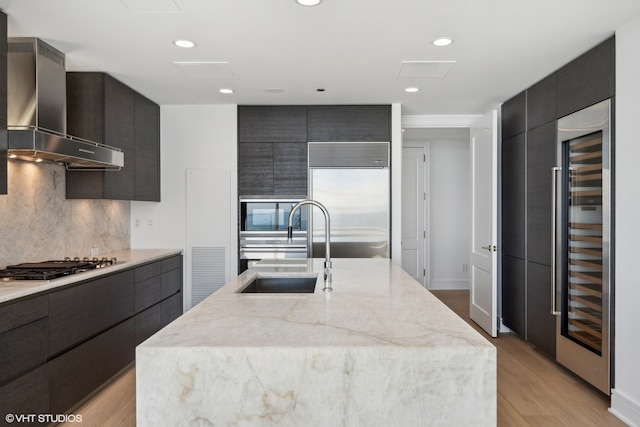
[
  {"xmin": 481, "ymin": 245, "xmax": 497, "ymax": 252},
  {"xmin": 551, "ymin": 167, "xmax": 562, "ymax": 316}
]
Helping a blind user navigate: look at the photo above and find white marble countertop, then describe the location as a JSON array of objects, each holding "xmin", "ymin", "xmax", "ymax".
[
  {"xmin": 0, "ymin": 248, "xmax": 183, "ymax": 304},
  {"xmin": 137, "ymin": 258, "xmax": 496, "ymax": 426},
  {"xmin": 142, "ymin": 258, "xmax": 491, "ymax": 350}
]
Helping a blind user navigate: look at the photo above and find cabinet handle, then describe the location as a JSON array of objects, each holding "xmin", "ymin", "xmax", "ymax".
[{"xmin": 551, "ymin": 167, "xmax": 562, "ymax": 316}]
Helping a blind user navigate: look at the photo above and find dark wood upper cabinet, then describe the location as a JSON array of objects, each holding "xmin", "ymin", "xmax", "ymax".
[
  {"xmin": 501, "ymin": 91, "xmax": 526, "ymax": 140},
  {"xmin": 238, "ymin": 142, "xmax": 274, "ymax": 195},
  {"xmin": 66, "ymin": 72, "xmax": 160, "ymax": 201},
  {"xmin": 0, "ymin": 11, "xmax": 7, "ymax": 195},
  {"xmin": 273, "ymin": 142, "xmax": 308, "ymax": 195},
  {"xmin": 238, "ymin": 106, "xmax": 307, "ymax": 143},
  {"xmin": 66, "ymin": 73, "xmax": 134, "ymax": 199},
  {"xmin": 526, "ymin": 121, "xmax": 556, "ymax": 266},
  {"xmin": 527, "ymin": 73, "xmax": 557, "ymax": 130},
  {"xmin": 557, "ymin": 37, "xmax": 615, "ymax": 118},
  {"xmin": 307, "ymin": 105, "xmax": 390, "ymax": 142},
  {"xmin": 134, "ymin": 92, "xmax": 161, "ymax": 201}
]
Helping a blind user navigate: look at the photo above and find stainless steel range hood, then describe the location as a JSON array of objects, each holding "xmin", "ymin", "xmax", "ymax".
[{"xmin": 7, "ymin": 38, "xmax": 123, "ymax": 170}]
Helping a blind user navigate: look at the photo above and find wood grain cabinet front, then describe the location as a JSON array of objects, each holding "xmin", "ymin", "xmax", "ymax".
[
  {"xmin": 66, "ymin": 72, "xmax": 160, "ymax": 201},
  {"xmin": 49, "ymin": 270, "xmax": 135, "ymax": 356},
  {"xmin": 307, "ymin": 105, "xmax": 390, "ymax": 142},
  {"xmin": 0, "ymin": 11, "xmax": 7, "ymax": 195}
]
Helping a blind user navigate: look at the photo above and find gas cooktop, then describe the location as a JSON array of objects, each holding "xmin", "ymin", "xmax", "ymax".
[{"xmin": 0, "ymin": 257, "xmax": 119, "ymax": 281}]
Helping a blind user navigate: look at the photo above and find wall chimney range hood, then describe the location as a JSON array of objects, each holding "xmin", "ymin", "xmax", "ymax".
[{"xmin": 7, "ymin": 38, "xmax": 123, "ymax": 170}]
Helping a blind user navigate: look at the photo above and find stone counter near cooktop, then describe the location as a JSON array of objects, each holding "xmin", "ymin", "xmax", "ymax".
[
  {"xmin": 136, "ymin": 258, "xmax": 496, "ymax": 427},
  {"xmin": 0, "ymin": 248, "xmax": 183, "ymax": 304}
]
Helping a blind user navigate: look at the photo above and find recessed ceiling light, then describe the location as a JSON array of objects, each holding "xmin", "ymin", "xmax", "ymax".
[
  {"xmin": 174, "ymin": 39, "xmax": 196, "ymax": 48},
  {"xmin": 266, "ymin": 88, "xmax": 284, "ymax": 94},
  {"xmin": 405, "ymin": 87, "xmax": 419, "ymax": 93},
  {"xmin": 432, "ymin": 38, "xmax": 453, "ymax": 47},
  {"xmin": 220, "ymin": 88, "xmax": 234, "ymax": 94},
  {"xmin": 295, "ymin": 0, "xmax": 322, "ymax": 6}
]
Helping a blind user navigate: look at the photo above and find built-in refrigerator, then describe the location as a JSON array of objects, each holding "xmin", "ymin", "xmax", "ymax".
[
  {"xmin": 553, "ymin": 98, "xmax": 612, "ymax": 394},
  {"xmin": 308, "ymin": 142, "xmax": 390, "ymax": 259}
]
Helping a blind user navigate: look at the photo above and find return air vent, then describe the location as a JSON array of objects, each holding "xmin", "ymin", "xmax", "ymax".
[
  {"xmin": 191, "ymin": 247, "xmax": 226, "ymax": 307},
  {"xmin": 174, "ymin": 61, "xmax": 235, "ymax": 78},
  {"xmin": 397, "ymin": 61, "xmax": 456, "ymax": 78}
]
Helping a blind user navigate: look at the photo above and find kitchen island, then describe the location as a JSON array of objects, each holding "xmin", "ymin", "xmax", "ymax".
[{"xmin": 136, "ymin": 258, "xmax": 496, "ymax": 426}]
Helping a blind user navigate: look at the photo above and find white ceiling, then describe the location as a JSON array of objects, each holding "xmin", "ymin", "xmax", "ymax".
[{"xmin": 1, "ymin": 0, "xmax": 639, "ymax": 116}]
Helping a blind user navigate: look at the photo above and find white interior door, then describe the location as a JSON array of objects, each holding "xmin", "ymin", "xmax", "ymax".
[
  {"xmin": 469, "ymin": 110, "xmax": 499, "ymax": 337},
  {"xmin": 401, "ymin": 146, "xmax": 426, "ymax": 286}
]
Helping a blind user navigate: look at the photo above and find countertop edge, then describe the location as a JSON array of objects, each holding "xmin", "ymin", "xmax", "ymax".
[{"xmin": 0, "ymin": 248, "xmax": 183, "ymax": 304}]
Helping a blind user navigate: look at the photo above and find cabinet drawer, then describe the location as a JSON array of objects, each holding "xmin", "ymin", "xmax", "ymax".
[
  {"xmin": 161, "ymin": 267, "xmax": 183, "ymax": 299},
  {"xmin": 0, "ymin": 318, "xmax": 49, "ymax": 386},
  {"xmin": 135, "ymin": 275, "xmax": 162, "ymax": 312},
  {"xmin": 0, "ymin": 295, "xmax": 48, "ymax": 334},
  {"xmin": 134, "ymin": 303, "xmax": 162, "ymax": 346},
  {"xmin": 49, "ymin": 318, "xmax": 134, "ymax": 415},
  {"xmin": 160, "ymin": 292, "xmax": 183, "ymax": 327},
  {"xmin": 0, "ymin": 364, "xmax": 50, "ymax": 425},
  {"xmin": 49, "ymin": 270, "xmax": 135, "ymax": 355}
]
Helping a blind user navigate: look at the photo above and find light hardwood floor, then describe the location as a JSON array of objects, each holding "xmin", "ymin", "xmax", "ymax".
[
  {"xmin": 63, "ymin": 290, "xmax": 627, "ymax": 426},
  {"xmin": 431, "ymin": 290, "xmax": 626, "ymax": 427}
]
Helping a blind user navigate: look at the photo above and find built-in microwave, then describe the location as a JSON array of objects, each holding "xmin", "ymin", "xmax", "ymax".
[
  {"xmin": 239, "ymin": 196, "xmax": 307, "ymax": 232},
  {"xmin": 239, "ymin": 196, "xmax": 308, "ymax": 272}
]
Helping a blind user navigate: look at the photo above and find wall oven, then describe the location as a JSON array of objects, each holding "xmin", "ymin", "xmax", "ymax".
[
  {"xmin": 239, "ymin": 196, "xmax": 308, "ymax": 272},
  {"xmin": 553, "ymin": 98, "xmax": 612, "ymax": 394}
]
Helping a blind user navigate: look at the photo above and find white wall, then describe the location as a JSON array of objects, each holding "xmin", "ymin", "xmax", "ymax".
[
  {"xmin": 403, "ymin": 128, "xmax": 471, "ymax": 290},
  {"xmin": 610, "ymin": 18, "xmax": 640, "ymax": 426},
  {"xmin": 130, "ymin": 105, "xmax": 238, "ymax": 276},
  {"xmin": 429, "ymin": 139, "xmax": 471, "ymax": 289},
  {"xmin": 391, "ymin": 103, "xmax": 403, "ymax": 264}
]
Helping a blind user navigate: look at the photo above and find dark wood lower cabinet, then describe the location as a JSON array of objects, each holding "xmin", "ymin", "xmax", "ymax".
[
  {"xmin": 50, "ymin": 319, "xmax": 135, "ymax": 414},
  {"xmin": 0, "ymin": 254, "xmax": 183, "ymax": 419},
  {"xmin": 526, "ymin": 262, "xmax": 556, "ymax": 358},
  {"xmin": 502, "ymin": 255, "xmax": 526, "ymax": 338},
  {"xmin": 0, "ymin": 365, "xmax": 50, "ymax": 427}
]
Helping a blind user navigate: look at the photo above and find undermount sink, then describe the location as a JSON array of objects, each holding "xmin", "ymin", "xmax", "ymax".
[{"xmin": 239, "ymin": 275, "xmax": 318, "ymax": 293}]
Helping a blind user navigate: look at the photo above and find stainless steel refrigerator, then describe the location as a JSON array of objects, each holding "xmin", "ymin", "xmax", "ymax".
[{"xmin": 308, "ymin": 142, "xmax": 390, "ymax": 258}]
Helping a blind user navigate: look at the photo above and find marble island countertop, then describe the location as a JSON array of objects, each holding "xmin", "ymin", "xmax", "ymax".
[
  {"xmin": 0, "ymin": 248, "xmax": 183, "ymax": 304},
  {"xmin": 137, "ymin": 258, "xmax": 497, "ymax": 426}
]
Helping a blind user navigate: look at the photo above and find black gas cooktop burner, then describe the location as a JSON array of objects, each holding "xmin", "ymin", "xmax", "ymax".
[{"xmin": 0, "ymin": 257, "xmax": 118, "ymax": 281}]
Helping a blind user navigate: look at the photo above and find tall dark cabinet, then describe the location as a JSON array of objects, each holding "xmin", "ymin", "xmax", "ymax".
[
  {"xmin": 500, "ymin": 36, "xmax": 615, "ymax": 359},
  {"xmin": 0, "ymin": 11, "xmax": 7, "ymax": 195}
]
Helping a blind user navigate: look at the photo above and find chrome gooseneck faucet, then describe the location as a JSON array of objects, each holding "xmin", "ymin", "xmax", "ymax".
[{"xmin": 287, "ymin": 199, "xmax": 332, "ymax": 292}]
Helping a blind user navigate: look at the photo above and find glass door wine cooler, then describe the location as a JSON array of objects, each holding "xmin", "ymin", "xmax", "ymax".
[{"xmin": 554, "ymin": 98, "xmax": 612, "ymax": 395}]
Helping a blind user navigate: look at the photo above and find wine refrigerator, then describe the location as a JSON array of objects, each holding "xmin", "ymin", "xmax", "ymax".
[{"xmin": 553, "ymin": 98, "xmax": 612, "ymax": 394}]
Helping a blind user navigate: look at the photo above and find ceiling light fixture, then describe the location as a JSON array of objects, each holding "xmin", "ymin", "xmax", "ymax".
[
  {"xmin": 432, "ymin": 37, "xmax": 453, "ymax": 47},
  {"xmin": 220, "ymin": 88, "xmax": 234, "ymax": 94},
  {"xmin": 405, "ymin": 87, "xmax": 419, "ymax": 93},
  {"xmin": 295, "ymin": 0, "xmax": 322, "ymax": 6},
  {"xmin": 174, "ymin": 39, "xmax": 196, "ymax": 48}
]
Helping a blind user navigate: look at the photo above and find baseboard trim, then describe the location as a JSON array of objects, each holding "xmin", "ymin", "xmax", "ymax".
[
  {"xmin": 610, "ymin": 388, "xmax": 640, "ymax": 426},
  {"xmin": 429, "ymin": 280, "xmax": 469, "ymax": 290}
]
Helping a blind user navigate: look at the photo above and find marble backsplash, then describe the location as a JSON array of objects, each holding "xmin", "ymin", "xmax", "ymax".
[{"xmin": 0, "ymin": 159, "xmax": 130, "ymax": 268}]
